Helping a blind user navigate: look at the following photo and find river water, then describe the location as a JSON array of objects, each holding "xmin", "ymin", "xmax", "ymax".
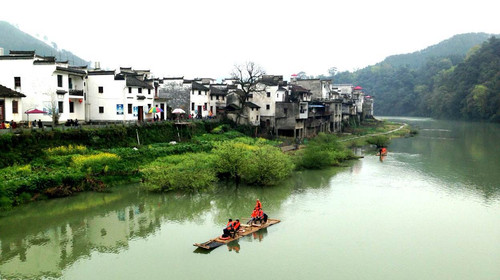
[{"xmin": 1, "ymin": 118, "xmax": 499, "ymax": 280}]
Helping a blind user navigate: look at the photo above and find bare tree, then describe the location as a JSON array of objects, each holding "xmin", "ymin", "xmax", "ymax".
[
  {"xmin": 230, "ymin": 62, "xmax": 266, "ymax": 123},
  {"xmin": 43, "ymin": 95, "xmax": 61, "ymax": 127}
]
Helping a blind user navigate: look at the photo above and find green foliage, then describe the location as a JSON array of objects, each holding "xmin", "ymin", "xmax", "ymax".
[
  {"xmin": 298, "ymin": 133, "xmax": 354, "ymax": 169},
  {"xmin": 238, "ymin": 145, "xmax": 294, "ymax": 185},
  {"xmin": 333, "ymin": 33, "xmax": 500, "ymax": 121},
  {"xmin": 212, "ymin": 141, "xmax": 256, "ymax": 179},
  {"xmin": 366, "ymin": 135, "xmax": 391, "ymax": 147},
  {"xmin": 0, "ymin": 121, "xmax": 217, "ymax": 168},
  {"xmin": 141, "ymin": 153, "xmax": 217, "ymax": 192},
  {"xmin": 212, "ymin": 139, "xmax": 293, "ymax": 185},
  {"xmin": 45, "ymin": 144, "xmax": 88, "ymax": 156},
  {"xmin": 71, "ymin": 152, "xmax": 120, "ymax": 174}
]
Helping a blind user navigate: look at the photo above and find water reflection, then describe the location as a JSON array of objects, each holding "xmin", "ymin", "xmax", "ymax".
[
  {"xmin": 0, "ymin": 188, "xmax": 214, "ymax": 279},
  {"xmin": 226, "ymin": 241, "xmax": 240, "ymax": 253},
  {"xmin": 0, "ymin": 168, "xmax": 340, "ymax": 279},
  {"xmin": 385, "ymin": 118, "xmax": 500, "ymax": 202}
]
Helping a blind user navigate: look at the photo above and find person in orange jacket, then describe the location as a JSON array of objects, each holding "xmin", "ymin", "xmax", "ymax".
[
  {"xmin": 254, "ymin": 199, "xmax": 262, "ymax": 210},
  {"xmin": 222, "ymin": 219, "xmax": 233, "ymax": 237},
  {"xmin": 230, "ymin": 219, "xmax": 241, "ymax": 237},
  {"xmin": 248, "ymin": 208, "xmax": 259, "ymax": 224}
]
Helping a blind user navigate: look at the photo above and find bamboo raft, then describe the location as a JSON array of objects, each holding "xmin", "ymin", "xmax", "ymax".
[{"xmin": 193, "ymin": 218, "xmax": 281, "ymax": 250}]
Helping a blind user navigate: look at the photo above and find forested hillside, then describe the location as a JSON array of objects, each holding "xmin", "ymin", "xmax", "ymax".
[
  {"xmin": 0, "ymin": 21, "xmax": 88, "ymax": 66},
  {"xmin": 333, "ymin": 33, "xmax": 500, "ymax": 121}
]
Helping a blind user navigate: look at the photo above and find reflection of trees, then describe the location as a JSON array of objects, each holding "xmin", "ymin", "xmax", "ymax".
[
  {"xmin": 0, "ymin": 167, "xmax": 343, "ymax": 279},
  {"xmin": 391, "ymin": 120, "xmax": 500, "ymax": 201},
  {"xmin": 0, "ymin": 185, "xmax": 214, "ymax": 279}
]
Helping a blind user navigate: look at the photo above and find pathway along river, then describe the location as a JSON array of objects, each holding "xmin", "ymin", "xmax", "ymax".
[{"xmin": 1, "ymin": 118, "xmax": 499, "ymax": 280}]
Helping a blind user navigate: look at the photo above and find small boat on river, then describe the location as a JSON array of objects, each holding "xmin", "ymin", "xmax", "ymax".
[{"xmin": 193, "ymin": 218, "xmax": 280, "ymax": 250}]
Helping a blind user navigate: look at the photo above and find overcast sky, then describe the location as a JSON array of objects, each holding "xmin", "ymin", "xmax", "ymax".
[{"xmin": 2, "ymin": 0, "xmax": 499, "ymax": 79}]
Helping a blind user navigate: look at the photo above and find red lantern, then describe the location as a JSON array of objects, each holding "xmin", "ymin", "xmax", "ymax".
[{"xmin": 79, "ymin": 99, "xmax": 83, "ymax": 103}]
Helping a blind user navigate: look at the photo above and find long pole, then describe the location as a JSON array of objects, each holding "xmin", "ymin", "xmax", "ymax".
[{"xmin": 136, "ymin": 129, "xmax": 141, "ymax": 146}]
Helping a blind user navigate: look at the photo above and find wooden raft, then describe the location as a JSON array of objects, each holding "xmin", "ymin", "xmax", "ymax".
[{"xmin": 193, "ymin": 218, "xmax": 280, "ymax": 250}]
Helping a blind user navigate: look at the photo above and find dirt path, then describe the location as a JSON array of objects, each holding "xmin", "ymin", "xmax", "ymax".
[
  {"xmin": 280, "ymin": 123, "xmax": 407, "ymax": 152},
  {"xmin": 339, "ymin": 123, "xmax": 407, "ymax": 142}
]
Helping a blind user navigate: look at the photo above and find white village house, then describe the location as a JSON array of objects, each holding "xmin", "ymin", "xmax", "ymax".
[{"xmin": 0, "ymin": 50, "xmax": 86, "ymax": 124}]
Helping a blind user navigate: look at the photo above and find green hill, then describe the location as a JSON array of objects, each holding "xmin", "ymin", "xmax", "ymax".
[
  {"xmin": 333, "ymin": 33, "xmax": 499, "ymax": 119},
  {"xmin": 383, "ymin": 33, "xmax": 494, "ymax": 69},
  {"xmin": 0, "ymin": 21, "xmax": 89, "ymax": 66}
]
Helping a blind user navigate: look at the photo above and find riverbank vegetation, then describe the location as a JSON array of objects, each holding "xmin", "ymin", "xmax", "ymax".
[{"xmin": 0, "ymin": 119, "xmax": 408, "ymax": 211}]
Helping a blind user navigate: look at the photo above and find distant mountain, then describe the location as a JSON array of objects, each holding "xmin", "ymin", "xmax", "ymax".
[
  {"xmin": 333, "ymin": 33, "xmax": 499, "ymax": 119},
  {"xmin": 0, "ymin": 21, "xmax": 89, "ymax": 66},
  {"xmin": 382, "ymin": 33, "xmax": 495, "ymax": 69}
]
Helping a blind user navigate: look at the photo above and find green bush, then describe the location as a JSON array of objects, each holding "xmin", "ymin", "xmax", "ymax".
[
  {"xmin": 141, "ymin": 153, "xmax": 217, "ymax": 191},
  {"xmin": 212, "ymin": 140, "xmax": 293, "ymax": 185},
  {"xmin": 239, "ymin": 145, "xmax": 294, "ymax": 185},
  {"xmin": 299, "ymin": 133, "xmax": 354, "ymax": 169},
  {"xmin": 212, "ymin": 141, "xmax": 256, "ymax": 179},
  {"xmin": 366, "ymin": 135, "xmax": 391, "ymax": 147}
]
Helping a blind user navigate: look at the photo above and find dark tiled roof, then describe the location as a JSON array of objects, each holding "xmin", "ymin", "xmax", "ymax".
[
  {"xmin": 245, "ymin": 102, "xmax": 260, "ymax": 109},
  {"xmin": 163, "ymin": 77, "xmax": 184, "ymax": 80},
  {"xmin": 192, "ymin": 82, "xmax": 209, "ymax": 91},
  {"xmin": 88, "ymin": 70, "xmax": 116, "ymax": 75},
  {"xmin": 0, "ymin": 55, "xmax": 34, "ymax": 60},
  {"xmin": 9, "ymin": 50, "xmax": 35, "ymax": 55},
  {"xmin": 69, "ymin": 66, "xmax": 88, "ymax": 70},
  {"xmin": 291, "ymin": 84, "xmax": 310, "ymax": 93},
  {"xmin": 33, "ymin": 60, "xmax": 55, "ymax": 65},
  {"xmin": 56, "ymin": 66, "xmax": 86, "ymax": 76},
  {"xmin": 126, "ymin": 76, "xmax": 154, "ymax": 89},
  {"xmin": 0, "ymin": 84, "xmax": 26, "ymax": 98},
  {"xmin": 209, "ymin": 86, "xmax": 227, "ymax": 96}
]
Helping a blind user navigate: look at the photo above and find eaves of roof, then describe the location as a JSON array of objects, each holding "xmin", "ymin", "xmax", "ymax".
[{"xmin": 0, "ymin": 84, "xmax": 26, "ymax": 98}]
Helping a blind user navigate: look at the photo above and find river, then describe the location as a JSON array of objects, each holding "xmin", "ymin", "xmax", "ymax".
[{"xmin": 1, "ymin": 118, "xmax": 499, "ymax": 280}]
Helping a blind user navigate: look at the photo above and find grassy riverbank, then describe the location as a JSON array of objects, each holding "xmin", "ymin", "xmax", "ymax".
[{"xmin": 0, "ymin": 119, "xmax": 412, "ymax": 211}]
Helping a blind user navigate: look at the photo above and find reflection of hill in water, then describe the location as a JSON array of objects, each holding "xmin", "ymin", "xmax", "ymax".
[
  {"xmin": 388, "ymin": 119, "xmax": 500, "ymax": 201},
  {"xmin": 0, "ymin": 168, "xmax": 343, "ymax": 279}
]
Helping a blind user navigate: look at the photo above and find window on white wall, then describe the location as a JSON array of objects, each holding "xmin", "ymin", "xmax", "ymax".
[
  {"xmin": 12, "ymin": 100, "xmax": 18, "ymax": 114},
  {"xmin": 266, "ymin": 104, "xmax": 270, "ymax": 110},
  {"xmin": 57, "ymin": 75, "xmax": 63, "ymax": 87},
  {"xmin": 14, "ymin": 77, "xmax": 21, "ymax": 88},
  {"xmin": 99, "ymin": 106, "xmax": 104, "ymax": 113},
  {"xmin": 98, "ymin": 87, "xmax": 104, "ymax": 93}
]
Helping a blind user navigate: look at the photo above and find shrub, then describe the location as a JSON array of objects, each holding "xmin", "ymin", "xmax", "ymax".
[
  {"xmin": 71, "ymin": 152, "xmax": 120, "ymax": 174},
  {"xmin": 366, "ymin": 135, "xmax": 391, "ymax": 147},
  {"xmin": 239, "ymin": 145, "xmax": 294, "ymax": 185},
  {"xmin": 141, "ymin": 153, "xmax": 217, "ymax": 192},
  {"xmin": 212, "ymin": 141, "xmax": 256, "ymax": 179},
  {"xmin": 299, "ymin": 133, "xmax": 354, "ymax": 169}
]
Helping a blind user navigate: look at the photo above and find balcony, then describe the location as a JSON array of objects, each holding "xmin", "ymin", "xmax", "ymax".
[{"xmin": 69, "ymin": 89, "xmax": 84, "ymax": 96}]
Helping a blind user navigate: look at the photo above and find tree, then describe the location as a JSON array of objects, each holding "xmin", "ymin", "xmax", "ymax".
[
  {"xmin": 230, "ymin": 62, "xmax": 266, "ymax": 124},
  {"xmin": 43, "ymin": 95, "xmax": 61, "ymax": 127}
]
